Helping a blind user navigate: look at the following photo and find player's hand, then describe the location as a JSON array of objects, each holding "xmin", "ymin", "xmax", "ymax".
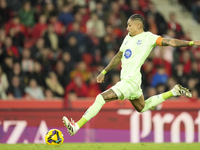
[
  {"xmin": 96, "ymin": 73, "xmax": 105, "ymax": 83},
  {"xmin": 194, "ymin": 41, "xmax": 200, "ymax": 46}
]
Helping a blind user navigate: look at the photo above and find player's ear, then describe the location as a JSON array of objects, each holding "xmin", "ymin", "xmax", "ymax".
[{"xmin": 137, "ymin": 23, "xmax": 141, "ymax": 29}]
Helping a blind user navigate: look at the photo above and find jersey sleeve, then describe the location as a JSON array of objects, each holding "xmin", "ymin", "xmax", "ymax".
[
  {"xmin": 119, "ymin": 35, "xmax": 128, "ymax": 52},
  {"xmin": 148, "ymin": 32, "xmax": 162, "ymax": 47}
]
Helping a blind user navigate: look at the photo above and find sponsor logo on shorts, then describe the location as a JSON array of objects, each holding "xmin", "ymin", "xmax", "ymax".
[
  {"xmin": 137, "ymin": 40, "xmax": 142, "ymax": 45},
  {"xmin": 124, "ymin": 49, "xmax": 132, "ymax": 59}
]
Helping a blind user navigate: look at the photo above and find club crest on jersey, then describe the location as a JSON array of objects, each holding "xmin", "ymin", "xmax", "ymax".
[
  {"xmin": 124, "ymin": 49, "xmax": 132, "ymax": 59},
  {"xmin": 137, "ymin": 40, "xmax": 142, "ymax": 45}
]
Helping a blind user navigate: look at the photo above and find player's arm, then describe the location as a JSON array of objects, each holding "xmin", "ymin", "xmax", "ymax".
[
  {"xmin": 156, "ymin": 36, "xmax": 200, "ymax": 47},
  {"xmin": 97, "ymin": 51, "xmax": 123, "ymax": 83},
  {"xmin": 104, "ymin": 51, "xmax": 123, "ymax": 72}
]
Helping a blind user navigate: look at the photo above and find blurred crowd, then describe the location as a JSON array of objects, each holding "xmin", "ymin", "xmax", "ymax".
[
  {"xmin": 179, "ymin": 0, "xmax": 200, "ymax": 24},
  {"xmin": 0, "ymin": 0, "xmax": 200, "ymax": 104}
]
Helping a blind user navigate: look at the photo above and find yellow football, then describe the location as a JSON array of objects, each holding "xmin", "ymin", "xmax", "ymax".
[{"xmin": 45, "ymin": 129, "xmax": 64, "ymax": 145}]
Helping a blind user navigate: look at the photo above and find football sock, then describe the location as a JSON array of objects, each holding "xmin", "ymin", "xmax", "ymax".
[
  {"xmin": 141, "ymin": 91, "xmax": 175, "ymax": 113},
  {"xmin": 140, "ymin": 94, "xmax": 164, "ymax": 113},
  {"xmin": 76, "ymin": 118, "xmax": 87, "ymax": 129},
  {"xmin": 76, "ymin": 94, "xmax": 105, "ymax": 128},
  {"xmin": 162, "ymin": 91, "xmax": 173, "ymax": 99}
]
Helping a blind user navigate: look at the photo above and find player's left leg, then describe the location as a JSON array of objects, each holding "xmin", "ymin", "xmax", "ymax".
[
  {"xmin": 62, "ymin": 89, "xmax": 118, "ymax": 136},
  {"xmin": 130, "ymin": 84, "xmax": 192, "ymax": 113}
]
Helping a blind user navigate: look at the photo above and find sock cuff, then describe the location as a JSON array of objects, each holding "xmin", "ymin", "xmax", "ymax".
[{"xmin": 158, "ymin": 94, "xmax": 165, "ymax": 101}]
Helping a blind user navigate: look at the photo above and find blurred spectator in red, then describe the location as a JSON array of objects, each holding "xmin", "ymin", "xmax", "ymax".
[
  {"xmin": 0, "ymin": 0, "xmax": 13, "ymax": 24},
  {"xmin": 104, "ymin": 1, "xmax": 127, "ymax": 29},
  {"xmin": 65, "ymin": 73, "xmax": 88, "ymax": 98},
  {"xmin": 77, "ymin": 5, "xmax": 90, "ymax": 28},
  {"xmin": 167, "ymin": 12, "xmax": 184, "ymax": 38},
  {"xmin": 179, "ymin": 51, "xmax": 192, "ymax": 74},
  {"xmin": 118, "ymin": 0, "xmax": 130, "ymax": 18},
  {"xmin": 129, "ymin": 0, "xmax": 145, "ymax": 17},
  {"xmin": 49, "ymin": 15, "xmax": 64, "ymax": 36},
  {"xmin": 31, "ymin": 14, "xmax": 47, "ymax": 39},
  {"xmin": 70, "ymin": 61, "xmax": 91, "ymax": 82},
  {"xmin": 45, "ymin": 72, "xmax": 64, "ymax": 97},
  {"xmin": 153, "ymin": 47, "xmax": 172, "ymax": 76},
  {"xmin": 86, "ymin": 12, "xmax": 105, "ymax": 38},
  {"xmin": 25, "ymin": 78, "xmax": 44, "ymax": 100},
  {"xmin": 18, "ymin": 1, "xmax": 35, "ymax": 27},
  {"xmin": 43, "ymin": 24, "xmax": 59, "ymax": 51},
  {"xmin": 58, "ymin": 4, "xmax": 73, "ymax": 26},
  {"xmin": 7, "ymin": 75, "xmax": 25, "ymax": 99},
  {"xmin": 67, "ymin": 12, "xmax": 86, "ymax": 33},
  {"xmin": 21, "ymin": 48, "xmax": 34, "ymax": 73},
  {"xmin": 87, "ymin": 73, "xmax": 102, "ymax": 97},
  {"xmin": 2, "ymin": 36, "xmax": 20, "ymax": 60},
  {"xmin": 82, "ymin": 53, "xmax": 93, "ymax": 68},
  {"xmin": 0, "ymin": 65, "xmax": 9, "ymax": 99},
  {"xmin": 145, "ymin": 14, "xmax": 158, "ymax": 34},
  {"xmin": 145, "ymin": 2, "xmax": 167, "ymax": 35},
  {"xmin": 55, "ymin": 60, "xmax": 70, "ymax": 88},
  {"xmin": 5, "ymin": 16, "xmax": 27, "ymax": 36}
]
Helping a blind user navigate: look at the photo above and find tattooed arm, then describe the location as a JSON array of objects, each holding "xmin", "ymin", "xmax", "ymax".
[
  {"xmin": 104, "ymin": 51, "xmax": 123, "ymax": 72},
  {"xmin": 161, "ymin": 39, "xmax": 200, "ymax": 47},
  {"xmin": 97, "ymin": 51, "xmax": 123, "ymax": 83}
]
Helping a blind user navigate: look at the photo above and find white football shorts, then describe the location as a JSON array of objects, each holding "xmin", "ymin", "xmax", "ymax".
[{"xmin": 111, "ymin": 79, "xmax": 143, "ymax": 100}]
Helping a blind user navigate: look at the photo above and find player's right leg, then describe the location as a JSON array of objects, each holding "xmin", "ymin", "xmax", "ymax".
[
  {"xmin": 130, "ymin": 84, "xmax": 192, "ymax": 113},
  {"xmin": 62, "ymin": 89, "xmax": 118, "ymax": 136}
]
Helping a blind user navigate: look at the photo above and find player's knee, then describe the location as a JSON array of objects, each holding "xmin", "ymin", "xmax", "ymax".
[
  {"xmin": 137, "ymin": 104, "xmax": 145, "ymax": 113},
  {"xmin": 96, "ymin": 94, "xmax": 106, "ymax": 105}
]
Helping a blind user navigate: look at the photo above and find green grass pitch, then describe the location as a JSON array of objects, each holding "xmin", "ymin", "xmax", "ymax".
[{"xmin": 0, "ymin": 143, "xmax": 200, "ymax": 150}]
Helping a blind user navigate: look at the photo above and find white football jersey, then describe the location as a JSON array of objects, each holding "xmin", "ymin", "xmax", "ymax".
[{"xmin": 119, "ymin": 31, "xmax": 160, "ymax": 85}]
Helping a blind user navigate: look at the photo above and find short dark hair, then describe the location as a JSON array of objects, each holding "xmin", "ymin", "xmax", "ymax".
[{"xmin": 129, "ymin": 14, "xmax": 146, "ymax": 29}]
